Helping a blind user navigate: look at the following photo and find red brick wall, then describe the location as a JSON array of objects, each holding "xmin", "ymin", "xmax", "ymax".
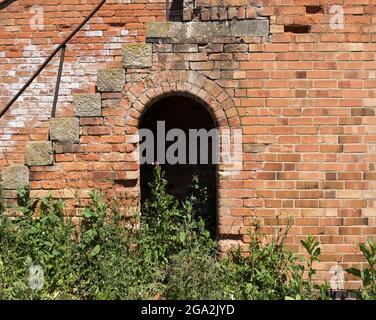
[
  {"xmin": 0, "ymin": 0, "xmax": 164, "ymax": 165},
  {"xmin": 1, "ymin": 0, "xmax": 376, "ymax": 289}
]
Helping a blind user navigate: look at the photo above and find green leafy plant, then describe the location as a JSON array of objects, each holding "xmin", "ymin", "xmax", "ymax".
[
  {"xmin": 299, "ymin": 235, "xmax": 330, "ymax": 300},
  {"xmin": 14, "ymin": 185, "xmax": 38, "ymax": 217},
  {"xmin": 301, "ymin": 236, "xmax": 321, "ymax": 282},
  {"xmin": 0, "ymin": 189, "xmax": 76, "ymax": 299},
  {"xmin": 163, "ymin": 245, "xmax": 223, "ymax": 300},
  {"xmin": 346, "ymin": 240, "xmax": 376, "ymax": 300},
  {"xmin": 219, "ymin": 221, "xmax": 329, "ymax": 300},
  {"xmin": 141, "ymin": 166, "xmax": 212, "ymax": 263},
  {"xmin": 0, "ymin": 167, "xmax": 338, "ymax": 300}
]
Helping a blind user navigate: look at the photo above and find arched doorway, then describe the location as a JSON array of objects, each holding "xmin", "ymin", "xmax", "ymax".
[{"xmin": 139, "ymin": 94, "xmax": 218, "ymax": 236}]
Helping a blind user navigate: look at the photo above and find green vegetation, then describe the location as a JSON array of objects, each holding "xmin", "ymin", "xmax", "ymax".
[
  {"xmin": 0, "ymin": 166, "xmax": 373, "ymax": 300},
  {"xmin": 346, "ymin": 240, "xmax": 376, "ymax": 300}
]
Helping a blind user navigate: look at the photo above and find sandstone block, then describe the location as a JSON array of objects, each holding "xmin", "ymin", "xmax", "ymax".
[
  {"xmin": 146, "ymin": 20, "xmax": 269, "ymax": 43},
  {"xmin": 25, "ymin": 141, "xmax": 53, "ymax": 166},
  {"xmin": 1, "ymin": 165, "xmax": 29, "ymax": 190},
  {"xmin": 73, "ymin": 93, "xmax": 101, "ymax": 117},
  {"xmin": 122, "ymin": 43, "xmax": 152, "ymax": 68},
  {"xmin": 49, "ymin": 117, "xmax": 79, "ymax": 142},
  {"xmin": 97, "ymin": 69, "xmax": 125, "ymax": 92}
]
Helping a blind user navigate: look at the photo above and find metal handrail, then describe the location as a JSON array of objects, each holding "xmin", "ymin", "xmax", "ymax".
[
  {"xmin": 0, "ymin": 0, "xmax": 107, "ymax": 119},
  {"xmin": 0, "ymin": 0, "xmax": 17, "ymax": 10}
]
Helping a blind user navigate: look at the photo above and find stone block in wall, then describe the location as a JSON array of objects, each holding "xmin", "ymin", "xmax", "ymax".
[
  {"xmin": 1, "ymin": 165, "xmax": 29, "ymax": 190},
  {"xmin": 146, "ymin": 22, "xmax": 185, "ymax": 39},
  {"xmin": 146, "ymin": 20, "xmax": 269, "ymax": 43},
  {"xmin": 97, "ymin": 69, "xmax": 125, "ymax": 92},
  {"xmin": 73, "ymin": 93, "xmax": 102, "ymax": 117},
  {"xmin": 49, "ymin": 117, "xmax": 80, "ymax": 142},
  {"xmin": 25, "ymin": 141, "xmax": 53, "ymax": 166},
  {"xmin": 122, "ymin": 43, "xmax": 152, "ymax": 68}
]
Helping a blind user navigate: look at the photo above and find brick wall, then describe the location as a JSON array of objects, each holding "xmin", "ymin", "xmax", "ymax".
[
  {"xmin": 1, "ymin": 0, "xmax": 376, "ymax": 289},
  {"xmin": 0, "ymin": 0, "xmax": 164, "ymax": 165}
]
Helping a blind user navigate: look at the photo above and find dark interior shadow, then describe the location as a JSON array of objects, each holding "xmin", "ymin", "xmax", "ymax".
[
  {"xmin": 140, "ymin": 95, "xmax": 218, "ymax": 236},
  {"xmin": 167, "ymin": 0, "xmax": 183, "ymax": 21}
]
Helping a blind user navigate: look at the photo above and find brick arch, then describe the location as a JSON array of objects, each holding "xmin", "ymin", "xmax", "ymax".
[
  {"xmin": 138, "ymin": 90, "xmax": 223, "ymax": 129},
  {"xmin": 124, "ymin": 70, "xmax": 242, "ymax": 242},
  {"xmin": 125, "ymin": 70, "xmax": 241, "ymax": 132}
]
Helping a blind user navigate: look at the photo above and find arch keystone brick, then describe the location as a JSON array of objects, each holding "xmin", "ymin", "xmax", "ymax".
[
  {"xmin": 25, "ymin": 141, "xmax": 53, "ymax": 166},
  {"xmin": 97, "ymin": 69, "xmax": 125, "ymax": 92},
  {"xmin": 122, "ymin": 43, "xmax": 152, "ymax": 68},
  {"xmin": 1, "ymin": 165, "xmax": 29, "ymax": 190},
  {"xmin": 73, "ymin": 93, "xmax": 102, "ymax": 117},
  {"xmin": 49, "ymin": 117, "xmax": 80, "ymax": 142}
]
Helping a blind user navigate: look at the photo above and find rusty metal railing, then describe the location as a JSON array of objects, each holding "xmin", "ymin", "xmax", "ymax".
[
  {"xmin": 0, "ymin": 0, "xmax": 17, "ymax": 11},
  {"xmin": 0, "ymin": 0, "xmax": 107, "ymax": 119}
]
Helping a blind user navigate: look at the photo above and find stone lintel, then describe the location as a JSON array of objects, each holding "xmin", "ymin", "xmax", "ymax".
[{"xmin": 146, "ymin": 20, "xmax": 269, "ymax": 43}]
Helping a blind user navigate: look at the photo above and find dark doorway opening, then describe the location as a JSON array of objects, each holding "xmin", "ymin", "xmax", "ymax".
[{"xmin": 139, "ymin": 95, "xmax": 218, "ymax": 236}]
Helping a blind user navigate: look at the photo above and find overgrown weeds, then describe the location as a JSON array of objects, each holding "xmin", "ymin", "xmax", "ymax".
[{"xmin": 0, "ymin": 166, "xmax": 345, "ymax": 300}]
